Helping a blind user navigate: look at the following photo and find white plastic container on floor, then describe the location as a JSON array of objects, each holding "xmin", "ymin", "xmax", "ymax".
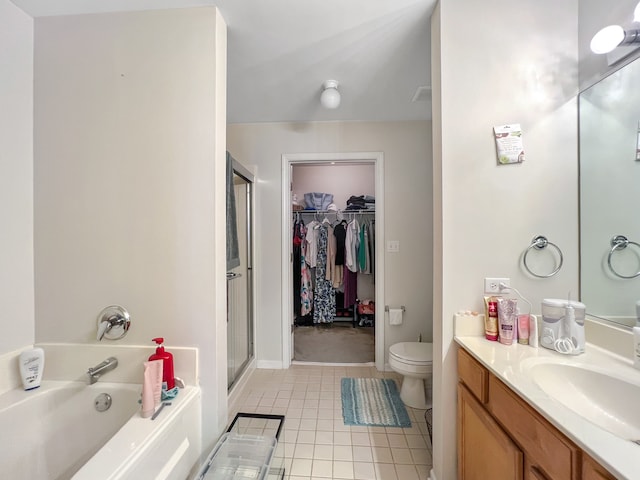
[{"xmin": 195, "ymin": 433, "xmax": 277, "ymax": 480}]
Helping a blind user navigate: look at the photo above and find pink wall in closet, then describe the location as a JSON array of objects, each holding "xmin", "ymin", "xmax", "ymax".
[{"xmin": 292, "ymin": 164, "xmax": 374, "ymax": 211}]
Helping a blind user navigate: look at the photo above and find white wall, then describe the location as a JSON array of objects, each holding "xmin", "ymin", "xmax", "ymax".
[
  {"xmin": 0, "ymin": 0, "xmax": 34, "ymax": 355},
  {"xmin": 33, "ymin": 7, "xmax": 228, "ymax": 452},
  {"xmin": 227, "ymin": 121, "xmax": 433, "ymax": 366},
  {"xmin": 433, "ymin": 1, "xmax": 579, "ymax": 478}
]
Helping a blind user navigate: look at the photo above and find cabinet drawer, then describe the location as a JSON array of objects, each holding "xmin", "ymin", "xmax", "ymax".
[
  {"xmin": 457, "ymin": 347, "xmax": 489, "ymax": 404},
  {"xmin": 489, "ymin": 375, "xmax": 580, "ymax": 480}
]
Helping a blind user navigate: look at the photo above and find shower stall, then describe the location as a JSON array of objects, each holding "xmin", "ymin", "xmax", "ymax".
[{"xmin": 227, "ymin": 161, "xmax": 254, "ymax": 390}]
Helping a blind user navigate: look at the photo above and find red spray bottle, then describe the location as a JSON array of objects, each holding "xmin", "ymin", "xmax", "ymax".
[{"xmin": 149, "ymin": 338, "xmax": 175, "ymax": 390}]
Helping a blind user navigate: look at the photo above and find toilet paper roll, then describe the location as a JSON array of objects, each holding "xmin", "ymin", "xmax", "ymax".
[{"xmin": 389, "ymin": 308, "xmax": 403, "ymax": 326}]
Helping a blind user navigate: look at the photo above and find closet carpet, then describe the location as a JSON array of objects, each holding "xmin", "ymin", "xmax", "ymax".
[{"xmin": 294, "ymin": 323, "xmax": 375, "ymax": 363}]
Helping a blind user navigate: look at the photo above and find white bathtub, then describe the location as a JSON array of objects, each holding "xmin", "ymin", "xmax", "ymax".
[{"xmin": 0, "ymin": 381, "xmax": 201, "ymax": 480}]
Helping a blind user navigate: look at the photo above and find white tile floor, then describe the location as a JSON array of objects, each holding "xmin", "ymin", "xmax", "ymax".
[{"xmin": 228, "ymin": 364, "xmax": 433, "ymax": 480}]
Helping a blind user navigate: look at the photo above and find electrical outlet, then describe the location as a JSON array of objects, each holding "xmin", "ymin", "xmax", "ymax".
[{"xmin": 484, "ymin": 277, "xmax": 510, "ymax": 294}]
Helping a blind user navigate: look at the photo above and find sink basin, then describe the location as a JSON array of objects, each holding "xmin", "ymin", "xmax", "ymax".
[{"xmin": 529, "ymin": 362, "xmax": 640, "ymax": 442}]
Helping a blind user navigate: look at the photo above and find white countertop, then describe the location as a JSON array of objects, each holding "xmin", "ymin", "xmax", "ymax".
[{"xmin": 455, "ymin": 334, "xmax": 640, "ymax": 480}]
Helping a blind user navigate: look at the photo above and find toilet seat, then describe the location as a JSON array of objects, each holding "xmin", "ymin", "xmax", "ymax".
[{"xmin": 389, "ymin": 342, "xmax": 433, "ymax": 366}]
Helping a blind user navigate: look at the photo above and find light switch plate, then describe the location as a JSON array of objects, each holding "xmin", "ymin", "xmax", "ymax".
[{"xmin": 387, "ymin": 240, "xmax": 400, "ymax": 252}]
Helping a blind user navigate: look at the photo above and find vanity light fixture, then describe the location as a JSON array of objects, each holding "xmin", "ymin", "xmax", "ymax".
[
  {"xmin": 591, "ymin": 2, "xmax": 640, "ymax": 55},
  {"xmin": 590, "ymin": 25, "xmax": 640, "ymax": 54},
  {"xmin": 320, "ymin": 80, "xmax": 341, "ymax": 109}
]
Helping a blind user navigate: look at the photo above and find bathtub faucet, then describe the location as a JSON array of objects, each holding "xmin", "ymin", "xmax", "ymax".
[{"xmin": 87, "ymin": 357, "xmax": 118, "ymax": 384}]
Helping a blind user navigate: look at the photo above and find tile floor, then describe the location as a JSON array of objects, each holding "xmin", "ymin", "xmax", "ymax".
[{"xmin": 228, "ymin": 364, "xmax": 433, "ymax": 480}]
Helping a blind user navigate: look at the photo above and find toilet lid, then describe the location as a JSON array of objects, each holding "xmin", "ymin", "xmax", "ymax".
[{"xmin": 389, "ymin": 342, "xmax": 433, "ymax": 363}]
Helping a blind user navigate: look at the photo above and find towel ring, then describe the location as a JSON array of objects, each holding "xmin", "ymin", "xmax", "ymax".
[
  {"xmin": 523, "ymin": 235, "xmax": 563, "ymax": 278},
  {"xmin": 607, "ymin": 235, "xmax": 640, "ymax": 279}
]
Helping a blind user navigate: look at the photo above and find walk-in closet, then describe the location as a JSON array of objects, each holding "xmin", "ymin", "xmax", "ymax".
[{"xmin": 290, "ymin": 162, "xmax": 377, "ymax": 364}]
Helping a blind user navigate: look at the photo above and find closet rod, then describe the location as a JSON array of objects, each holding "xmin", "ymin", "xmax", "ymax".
[{"xmin": 293, "ymin": 209, "xmax": 375, "ymax": 215}]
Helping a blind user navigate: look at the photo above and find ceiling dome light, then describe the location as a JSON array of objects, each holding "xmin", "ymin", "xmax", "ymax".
[
  {"xmin": 590, "ymin": 25, "xmax": 625, "ymax": 54},
  {"xmin": 320, "ymin": 80, "xmax": 341, "ymax": 109}
]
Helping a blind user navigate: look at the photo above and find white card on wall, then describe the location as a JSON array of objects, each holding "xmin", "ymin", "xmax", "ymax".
[{"xmin": 493, "ymin": 124, "xmax": 525, "ymax": 165}]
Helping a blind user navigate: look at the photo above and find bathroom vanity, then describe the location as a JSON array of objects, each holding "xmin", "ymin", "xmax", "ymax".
[{"xmin": 456, "ymin": 336, "xmax": 640, "ymax": 479}]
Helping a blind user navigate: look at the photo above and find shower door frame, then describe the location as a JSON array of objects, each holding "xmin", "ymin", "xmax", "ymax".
[
  {"xmin": 227, "ymin": 160, "xmax": 255, "ymax": 391},
  {"xmin": 281, "ymin": 152, "xmax": 385, "ymax": 371}
]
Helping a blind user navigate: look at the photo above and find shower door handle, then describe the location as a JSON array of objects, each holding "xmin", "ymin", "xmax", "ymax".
[{"xmin": 226, "ymin": 272, "xmax": 242, "ymax": 281}]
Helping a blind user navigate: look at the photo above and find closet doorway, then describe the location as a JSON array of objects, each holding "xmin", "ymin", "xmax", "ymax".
[{"xmin": 281, "ymin": 152, "xmax": 385, "ymax": 371}]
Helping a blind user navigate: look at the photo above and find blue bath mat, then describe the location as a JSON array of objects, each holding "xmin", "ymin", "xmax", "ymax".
[{"xmin": 341, "ymin": 378, "xmax": 411, "ymax": 428}]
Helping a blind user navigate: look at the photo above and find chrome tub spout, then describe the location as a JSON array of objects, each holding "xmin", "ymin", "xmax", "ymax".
[{"xmin": 87, "ymin": 357, "xmax": 118, "ymax": 384}]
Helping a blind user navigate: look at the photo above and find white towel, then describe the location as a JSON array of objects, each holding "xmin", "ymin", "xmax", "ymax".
[{"xmin": 389, "ymin": 308, "xmax": 403, "ymax": 326}]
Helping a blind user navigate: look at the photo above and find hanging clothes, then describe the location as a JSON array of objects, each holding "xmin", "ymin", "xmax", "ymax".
[
  {"xmin": 313, "ymin": 224, "xmax": 336, "ymax": 323},
  {"xmin": 343, "ymin": 265, "xmax": 358, "ymax": 309},
  {"xmin": 333, "ymin": 221, "xmax": 347, "ymax": 265},
  {"xmin": 345, "ymin": 218, "xmax": 360, "ymax": 273},
  {"xmin": 292, "ymin": 217, "xmax": 303, "ymax": 316},
  {"xmin": 358, "ymin": 222, "xmax": 371, "ymax": 274},
  {"xmin": 324, "ymin": 220, "xmax": 340, "ymax": 288},
  {"xmin": 368, "ymin": 219, "xmax": 375, "ymax": 274},
  {"xmin": 299, "ymin": 222, "xmax": 313, "ymax": 316},
  {"xmin": 305, "ymin": 220, "xmax": 320, "ymax": 268}
]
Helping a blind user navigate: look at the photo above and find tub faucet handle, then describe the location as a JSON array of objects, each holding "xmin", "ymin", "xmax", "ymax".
[{"xmin": 96, "ymin": 306, "xmax": 131, "ymax": 341}]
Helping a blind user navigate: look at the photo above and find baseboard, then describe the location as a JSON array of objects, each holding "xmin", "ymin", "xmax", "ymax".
[
  {"xmin": 256, "ymin": 359, "xmax": 284, "ymax": 369},
  {"xmin": 291, "ymin": 360, "xmax": 375, "ymax": 367}
]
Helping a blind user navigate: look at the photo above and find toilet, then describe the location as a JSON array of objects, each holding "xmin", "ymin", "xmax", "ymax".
[{"xmin": 389, "ymin": 342, "xmax": 433, "ymax": 409}]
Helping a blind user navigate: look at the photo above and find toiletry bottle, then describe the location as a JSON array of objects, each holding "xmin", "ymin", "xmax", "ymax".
[
  {"xmin": 529, "ymin": 314, "xmax": 539, "ymax": 348},
  {"xmin": 483, "ymin": 296, "xmax": 499, "ymax": 341},
  {"xmin": 19, "ymin": 347, "xmax": 45, "ymax": 390},
  {"xmin": 141, "ymin": 360, "xmax": 163, "ymax": 418},
  {"xmin": 149, "ymin": 338, "xmax": 175, "ymax": 390},
  {"xmin": 497, "ymin": 298, "xmax": 517, "ymax": 345},
  {"xmin": 517, "ymin": 308, "xmax": 530, "ymax": 345}
]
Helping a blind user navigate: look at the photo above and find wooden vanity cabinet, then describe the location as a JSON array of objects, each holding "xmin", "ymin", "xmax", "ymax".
[
  {"xmin": 582, "ymin": 454, "xmax": 616, "ymax": 480},
  {"xmin": 458, "ymin": 382, "xmax": 523, "ymax": 479},
  {"xmin": 457, "ymin": 347, "xmax": 616, "ymax": 480}
]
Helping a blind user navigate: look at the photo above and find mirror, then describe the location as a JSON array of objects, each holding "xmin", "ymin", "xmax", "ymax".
[{"xmin": 580, "ymin": 56, "xmax": 640, "ymax": 328}]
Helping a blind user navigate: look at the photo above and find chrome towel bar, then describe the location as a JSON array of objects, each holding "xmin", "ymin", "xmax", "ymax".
[
  {"xmin": 608, "ymin": 235, "xmax": 640, "ymax": 279},
  {"xmin": 523, "ymin": 235, "xmax": 563, "ymax": 278}
]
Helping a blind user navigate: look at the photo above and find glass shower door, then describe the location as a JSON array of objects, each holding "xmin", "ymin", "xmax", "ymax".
[{"xmin": 227, "ymin": 167, "xmax": 254, "ymax": 390}]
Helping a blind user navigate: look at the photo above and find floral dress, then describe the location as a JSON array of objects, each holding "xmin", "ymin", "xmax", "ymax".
[
  {"xmin": 300, "ymin": 223, "xmax": 313, "ymax": 316},
  {"xmin": 313, "ymin": 224, "xmax": 336, "ymax": 323}
]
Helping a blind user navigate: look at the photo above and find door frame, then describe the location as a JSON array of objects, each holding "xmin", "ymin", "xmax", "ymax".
[{"xmin": 281, "ymin": 152, "xmax": 385, "ymax": 371}]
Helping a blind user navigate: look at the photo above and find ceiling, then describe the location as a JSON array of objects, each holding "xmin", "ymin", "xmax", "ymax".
[{"xmin": 11, "ymin": 0, "xmax": 435, "ymax": 124}]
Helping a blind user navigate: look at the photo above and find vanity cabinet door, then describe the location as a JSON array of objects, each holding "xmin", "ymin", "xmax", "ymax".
[
  {"xmin": 489, "ymin": 375, "xmax": 581, "ymax": 480},
  {"xmin": 525, "ymin": 458, "xmax": 551, "ymax": 480},
  {"xmin": 582, "ymin": 454, "xmax": 616, "ymax": 480},
  {"xmin": 458, "ymin": 383, "xmax": 523, "ymax": 480}
]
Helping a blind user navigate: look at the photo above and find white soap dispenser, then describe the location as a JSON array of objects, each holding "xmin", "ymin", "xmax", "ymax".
[{"xmin": 633, "ymin": 301, "xmax": 640, "ymax": 369}]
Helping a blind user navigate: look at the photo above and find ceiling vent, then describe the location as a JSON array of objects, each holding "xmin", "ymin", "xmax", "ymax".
[{"xmin": 411, "ymin": 86, "xmax": 432, "ymax": 102}]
